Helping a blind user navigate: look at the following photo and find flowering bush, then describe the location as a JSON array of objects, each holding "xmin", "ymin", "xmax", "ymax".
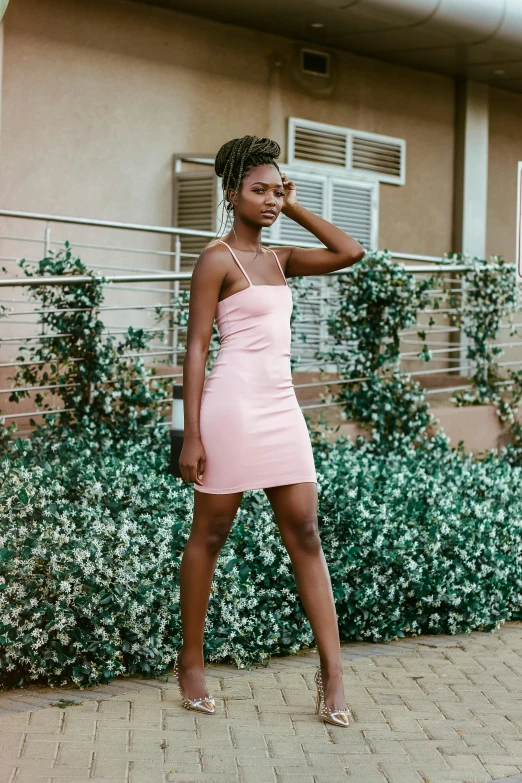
[
  {"xmin": 0, "ymin": 433, "xmax": 313, "ymax": 688},
  {"xmin": 2, "ymin": 245, "xmax": 522, "ymax": 690},
  {"xmin": 318, "ymin": 432, "xmax": 522, "ymax": 641},
  {"xmin": 1, "ymin": 428, "xmax": 522, "ymax": 689}
]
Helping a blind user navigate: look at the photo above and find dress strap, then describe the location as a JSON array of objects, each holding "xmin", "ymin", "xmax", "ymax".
[
  {"xmin": 214, "ymin": 239, "xmax": 253, "ymax": 287},
  {"xmin": 268, "ymin": 248, "xmax": 290, "ymax": 287}
]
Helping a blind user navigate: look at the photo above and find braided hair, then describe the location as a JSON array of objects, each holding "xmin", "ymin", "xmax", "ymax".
[{"xmin": 210, "ymin": 135, "xmax": 281, "ymax": 243}]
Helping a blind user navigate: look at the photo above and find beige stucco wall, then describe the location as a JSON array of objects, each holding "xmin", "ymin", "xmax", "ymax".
[
  {"xmin": 487, "ymin": 86, "xmax": 522, "ymax": 262},
  {"xmin": 1, "ymin": 0, "xmax": 520, "ymax": 432},
  {"xmin": 0, "ymin": 0, "xmax": 456, "ymax": 257}
]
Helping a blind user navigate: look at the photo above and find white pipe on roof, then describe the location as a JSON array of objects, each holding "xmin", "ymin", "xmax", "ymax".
[{"xmin": 347, "ymin": 0, "xmax": 520, "ymax": 48}]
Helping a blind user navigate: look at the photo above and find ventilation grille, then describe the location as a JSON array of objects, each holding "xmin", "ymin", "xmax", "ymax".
[
  {"xmin": 289, "ymin": 117, "xmax": 405, "ymax": 184},
  {"xmin": 352, "ymin": 134, "xmax": 402, "ymax": 179},
  {"xmin": 293, "ymin": 125, "xmax": 347, "ymax": 168},
  {"xmin": 301, "ymin": 49, "xmax": 330, "ymax": 77}
]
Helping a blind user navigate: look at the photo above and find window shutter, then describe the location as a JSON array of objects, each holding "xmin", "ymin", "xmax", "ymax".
[
  {"xmin": 265, "ymin": 171, "xmax": 326, "ymax": 247},
  {"xmin": 329, "ymin": 178, "xmax": 377, "ymax": 250},
  {"xmin": 288, "ymin": 117, "xmax": 405, "ymax": 185},
  {"xmin": 290, "ymin": 276, "xmax": 329, "ymax": 371},
  {"xmin": 174, "ymin": 174, "xmax": 216, "ymax": 277},
  {"xmin": 267, "ymin": 170, "xmax": 328, "ymax": 370}
]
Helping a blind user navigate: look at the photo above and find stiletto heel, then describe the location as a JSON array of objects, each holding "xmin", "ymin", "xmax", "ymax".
[
  {"xmin": 314, "ymin": 668, "xmax": 351, "ymax": 727},
  {"xmin": 173, "ymin": 659, "xmax": 215, "ymax": 715}
]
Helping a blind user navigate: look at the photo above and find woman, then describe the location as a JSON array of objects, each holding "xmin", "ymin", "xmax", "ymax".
[{"xmin": 175, "ymin": 135, "xmax": 365, "ymax": 727}]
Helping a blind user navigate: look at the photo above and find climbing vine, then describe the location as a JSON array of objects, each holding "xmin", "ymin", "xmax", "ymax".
[
  {"xmin": 441, "ymin": 253, "xmax": 522, "ymax": 461},
  {"xmin": 0, "ymin": 243, "xmax": 171, "ymax": 451},
  {"xmin": 305, "ymin": 250, "xmax": 441, "ymax": 454},
  {"xmin": 300, "ymin": 249, "xmax": 522, "ymax": 460},
  {"xmin": 2, "ymin": 245, "xmax": 522, "ymax": 462}
]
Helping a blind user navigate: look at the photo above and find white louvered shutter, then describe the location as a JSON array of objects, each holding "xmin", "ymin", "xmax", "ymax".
[
  {"xmin": 329, "ymin": 178, "xmax": 376, "ymax": 250},
  {"xmin": 271, "ymin": 172, "xmax": 326, "ymax": 247},
  {"xmin": 288, "ymin": 117, "xmax": 405, "ymax": 186},
  {"xmin": 175, "ymin": 174, "xmax": 216, "ymax": 288},
  {"xmin": 324, "ymin": 178, "xmax": 377, "ymax": 368},
  {"xmin": 263, "ymin": 171, "xmax": 328, "ymax": 370}
]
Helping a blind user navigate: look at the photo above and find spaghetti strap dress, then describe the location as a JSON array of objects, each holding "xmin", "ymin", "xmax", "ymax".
[{"xmin": 193, "ymin": 239, "xmax": 317, "ymax": 494}]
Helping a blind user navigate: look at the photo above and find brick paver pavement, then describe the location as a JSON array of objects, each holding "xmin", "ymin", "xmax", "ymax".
[{"xmin": 1, "ymin": 623, "xmax": 522, "ymax": 783}]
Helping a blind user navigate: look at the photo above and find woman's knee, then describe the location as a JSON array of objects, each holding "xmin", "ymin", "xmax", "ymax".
[
  {"xmin": 191, "ymin": 516, "xmax": 233, "ymax": 555},
  {"xmin": 285, "ymin": 515, "xmax": 321, "ymax": 555}
]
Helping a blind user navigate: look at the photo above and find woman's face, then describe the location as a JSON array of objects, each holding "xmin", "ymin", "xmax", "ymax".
[{"xmin": 228, "ymin": 164, "xmax": 285, "ymax": 227}]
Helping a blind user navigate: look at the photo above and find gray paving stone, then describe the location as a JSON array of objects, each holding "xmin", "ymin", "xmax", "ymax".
[{"xmin": 0, "ymin": 624, "xmax": 521, "ymax": 782}]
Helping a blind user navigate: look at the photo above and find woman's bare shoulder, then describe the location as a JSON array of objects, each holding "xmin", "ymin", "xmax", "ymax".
[
  {"xmin": 198, "ymin": 240, "xmax": 232, "ymax": 262},
  {"xmin": 191, "ymin": 241, "xmax": 231, "ymax": 284}
]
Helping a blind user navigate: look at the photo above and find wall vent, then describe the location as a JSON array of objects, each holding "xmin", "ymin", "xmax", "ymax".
[
  {"xmin": 301, "ymin": 48, "xmax": 330, "ymax": 77},
  {"xmin": 293, "ymin": 124, "xmax": 347, "ymax": 168},
  {"xmin": 288, "ymin": 117, "xmax": 406, "ymax": 185},
  {"xmin": 351, "ymin": 133, "xmax": 402, "ymax": 180}
]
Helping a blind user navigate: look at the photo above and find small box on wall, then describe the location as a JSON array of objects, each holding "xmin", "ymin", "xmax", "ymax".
[
  {"xmin": 515, "ymin": 160, "xmax": 522, "ymax": 283},
  {"xmin": 168, "ymin": 383, "xmax": 184, "ymax": 479}
]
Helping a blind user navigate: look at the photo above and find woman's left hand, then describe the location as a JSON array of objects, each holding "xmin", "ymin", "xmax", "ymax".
[{"xmin": 281, "ymin": 172, "xmax": 298, "ymax": 212}]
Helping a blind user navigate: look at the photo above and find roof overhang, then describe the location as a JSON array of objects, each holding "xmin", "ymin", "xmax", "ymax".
[{"xmin": 131, "ymin": 0, "xmax": 522, "ymax": 94}]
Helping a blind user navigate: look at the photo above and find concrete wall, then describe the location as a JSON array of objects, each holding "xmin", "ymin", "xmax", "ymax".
[
  {"xmin": 0, "ymin": 0, "xmax": 456, "ymax": 257},
  {"xmin": 1, "ymin": 0, "xmax": 521, "ymax": 432},
  {"xmin": 487, "ymin": 86, "xmax": 522, "ymax": 262}
]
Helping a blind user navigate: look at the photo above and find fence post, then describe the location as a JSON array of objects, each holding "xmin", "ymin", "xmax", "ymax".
[
  {"xmin": 459, "ymin": 272, "xmax": 473, "ymax": 378},
  {"xmin": 172, "ymin": 234, "xmax": 181, "ymax": 368},
  {"xmin": 41, "ymin": 222, "xmax": 52, "ymax": 341},
  {"xmin": 44, "ymin": 222, "xmax": 51, "ymax": 256}
]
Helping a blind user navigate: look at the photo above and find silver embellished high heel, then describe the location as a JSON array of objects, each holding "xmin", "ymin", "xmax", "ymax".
[
  {"xmin": 173, "ymin": 659, "xmax": 215, "ymax": 715},
  {"xmin": 314, "ymin": 668, "xmax": 351, "ymax": 727}
]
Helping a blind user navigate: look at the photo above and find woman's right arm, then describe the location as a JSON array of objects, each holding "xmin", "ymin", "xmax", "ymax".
[{"xmin": 179, "ymin": 245, "xmax": 227, "ymax": 487}]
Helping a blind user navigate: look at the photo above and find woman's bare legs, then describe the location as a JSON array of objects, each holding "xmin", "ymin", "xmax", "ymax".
[
  {"xmin": 177, "ymin": 489, "xmax": 243, "ymax": 700},
  {"xmin": 264, "ymin": 482, "xmax": 347, "ymax": 712},
  {"xmin": 178, "ymin": 482, "xmax": 345, "ymax": 712}
]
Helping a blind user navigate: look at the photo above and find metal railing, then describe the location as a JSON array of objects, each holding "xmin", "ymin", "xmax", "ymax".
[{"xmin": 1, "ymin": 208, "xmax": 520, "ymax": 426}]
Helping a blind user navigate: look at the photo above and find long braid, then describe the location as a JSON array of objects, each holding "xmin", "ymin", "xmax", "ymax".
[{"xmin": 209, "ymin": 135, "xmax": 281, "ymax": 245}]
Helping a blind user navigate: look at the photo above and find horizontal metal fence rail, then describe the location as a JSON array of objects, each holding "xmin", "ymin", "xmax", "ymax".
[{"xmin": 1, "ymin": 208, "xmax": 520, "ymax": 426}]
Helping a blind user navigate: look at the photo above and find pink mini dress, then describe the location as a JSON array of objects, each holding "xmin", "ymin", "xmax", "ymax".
[{"xmin": 193, "ymin": 239, "xmax": 318, "ymax": 494}]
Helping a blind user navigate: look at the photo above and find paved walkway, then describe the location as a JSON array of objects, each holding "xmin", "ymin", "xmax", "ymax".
[{"xmin": 1, "ymin": 623, "xmax": 522, "ymax": 783}]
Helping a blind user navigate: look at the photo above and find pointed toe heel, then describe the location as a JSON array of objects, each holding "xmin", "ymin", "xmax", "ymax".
[
  {"xmin": 314, "ymin": 668, "xmax": 351, "ymax": 727},
  {"xmin": 173, "ymin": 660, "xmax": 215, "ymax": 715}
]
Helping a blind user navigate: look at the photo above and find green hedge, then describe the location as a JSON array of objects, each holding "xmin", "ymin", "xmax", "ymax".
[{"xmin": 1, "ymin": 430, "xmax": 522, "ymax": 689}]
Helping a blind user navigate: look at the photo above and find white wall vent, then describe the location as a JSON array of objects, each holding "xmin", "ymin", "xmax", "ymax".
[
  {"xmin": 351, "ymin": 133, "xmax": 402, "ymax": 180},
  {"xmin": 293, "ymin": 124, "xmax": 347, "ymax": 168},
  {"xmin": 288, "ymin": 117, "xmax": 406, "ymax": 185}
]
